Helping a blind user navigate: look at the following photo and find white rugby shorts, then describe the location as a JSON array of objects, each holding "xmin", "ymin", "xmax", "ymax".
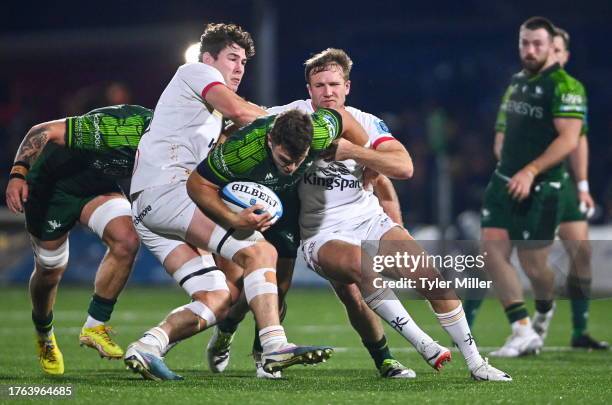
[
  {"xmin": 131, "ymin": 182, "xmax": 194, "ymax": 264},
  {"xmin": 132, "ymin": 181, "xmax": 265, "ymax": 263},
  {"xmin": 300, "ymin": 212, "xmax": 399, "ymax": 277}
]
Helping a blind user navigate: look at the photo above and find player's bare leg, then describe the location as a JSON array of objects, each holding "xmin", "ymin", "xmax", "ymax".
[
  {"xmin": 29, "ymin": 234, "xmax": 69, "ymax": 375},
  {"xmin": 331, "ymin": 281, "xmax": 416, "ymax": 378},
  {"xmin": 78, "ymin": 194, "xmax": 139, "ymax": 359},
  {"xmin": 481, "ymin": 228, "xmax": 542, "ymax": 358},
  {"xmin": 316, "ymin": 238, "xmax": 449, "ymax": 374},
  {"xmin": 125, "ymin": 244, "xmax": 232, "ymax": 381}
]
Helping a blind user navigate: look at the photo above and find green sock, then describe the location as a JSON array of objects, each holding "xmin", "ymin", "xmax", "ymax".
[
  {"xmin": 32, "ymin": 310, "xmax": 54, "ymax": 334},
  {"xmin": 87, "ymin": 294, "xmax": 116, "ymax": 323},
  {"xmin": 568, "ymin": 275, "xmax": 591, "ymax": 338},
  {"xmin": 504, "ymin": 302, "xmax": 528, "ymax": 324},
  {"xmin": 363, "ymin": 335, "xmax": 393, "ymax": 370},
  {"xmin": 464, "ymin": 299, "xmax": 484, "ymax": 327}
]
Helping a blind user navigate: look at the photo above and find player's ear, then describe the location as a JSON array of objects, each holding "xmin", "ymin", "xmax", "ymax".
[
  {"xmin": 201, "ymin": 52, "xmax": 215, "ymax": 64},
  {"xmin": 306, "ymin": 83, "xmax": 313, "ymax": 98},
  {"xmin": 345, "ymin": 80, "xmax": 351, "ymax": 95}
]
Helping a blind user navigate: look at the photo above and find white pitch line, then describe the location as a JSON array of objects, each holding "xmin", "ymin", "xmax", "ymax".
[{"xmin": 333, "ymin": 346, "xmax": 576, "ymax": 353}]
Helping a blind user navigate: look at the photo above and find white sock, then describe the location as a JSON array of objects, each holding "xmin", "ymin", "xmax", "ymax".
[
  {"xmin": 511, "ymin": 318, "xmax": 533, "ymax": 335},
  {"xmin": 364, "ymin": 289, "xmax": 434, "ymax": 347},
  {"xmin": 139, "ymin": 327, "xmax": 169, "ymax": 356},
  {"xmin": 259, "ymin": 325, "xmax": 288, "ymax": 352},
  {"xmin": 435, "ymin": 303, "xmax": 483, "ymax": 370},
  {"xmin": 84, "ymin": 315, "xmax": 104, "ymax": 329}
]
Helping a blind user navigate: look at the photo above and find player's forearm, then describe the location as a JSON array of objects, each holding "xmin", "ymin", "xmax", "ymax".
[
  {"xmin": 206, "ymin": 86, "xmax": 266, "ymax": 127},
  {"xmin": 494, "ymin": 132, "xmax": 504, "ymax": 161},
  {"xmin": 345, "ymin": 143, "xmax": 413, "ymax": 179},
  {"xmin": 186, "ymin": 172, "xmax": 237, "ymax": 227},
  {"xmin": 568, "ymin": 136, "xmax": 589, "ymax": 181},
  {"xmin": 374, "ymin": 176, "xmax": 403, "ymax": 225}
]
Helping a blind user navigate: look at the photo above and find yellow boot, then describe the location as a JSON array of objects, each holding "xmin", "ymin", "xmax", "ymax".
[
  {"xmin": 79, "ymin": 325, "xmax": 123, "ymax": 359},
  {"xmin": 36, "ymin": 332, "xmax": 64, "ymax": 375}
]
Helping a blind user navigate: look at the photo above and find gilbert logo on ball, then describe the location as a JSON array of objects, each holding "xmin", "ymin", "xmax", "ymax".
[{"xmin": 221, "ymin": 181, "xmax": 284, "ymax": 223}]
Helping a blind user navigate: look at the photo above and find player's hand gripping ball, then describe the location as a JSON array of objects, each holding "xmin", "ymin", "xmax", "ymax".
[{"xmin": 221, "ymin": 181, "xmax": 283, "ymax": 224}]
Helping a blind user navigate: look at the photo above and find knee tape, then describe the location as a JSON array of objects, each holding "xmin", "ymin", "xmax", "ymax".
[
  {"xmin": 183, "ymin": 301, "xmax": 217, "ymax": 326},
  {"xmin": 88, "ymin": 198, "xmax": 132, "ymax": 239},
  {"xmin": 208, "ymin": 224, "xmax": 264, "ymax": 260},
  {"xmin": 33, "ymin": 239, "xmax": 69, "ymax": 269},
  {"xmin": 243, "ymin": 268, "xmax": 278, "ymax": 303},
  {"xmin": 172, "ymin": 255, "xmax": 229, "ymax": 296}
]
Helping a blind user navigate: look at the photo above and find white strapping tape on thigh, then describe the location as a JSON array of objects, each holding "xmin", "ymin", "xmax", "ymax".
[
  {"xmin": 88, "ymin": 198, "xmax": 132, "ymax": 238},
  {"xmin": 208, "ymin": 224, "xmax": 264, "ymax": 260},
  {"xmin": 173, "ymin": 256, "xmax": 228, "ymax": 296},
  {"xmin": 243, "ymin": 267, "xmax": 278, "ymax": 303},
  {"xmin": 181, "ymin": 301, "xmax": 217, "ymax": 326},
  {"xmin": 33, "ymin": 239, "xmax": 69, "ymax": 269}
]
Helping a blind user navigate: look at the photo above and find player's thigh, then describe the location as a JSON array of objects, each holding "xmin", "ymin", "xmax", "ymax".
[
  {"xmin": 559, "ymin": 220, "xmax": 589, "ymax": 241},
  {"xmin": 133, "ymin": 182, "xmax": 216, "ymax": 244},
  {"xmin": 313, "ymin": 239, "xmax": 363, "ymax": 284},
  {"xmin": 481, "ymin": 228, "xmax": 513, "ymax": 260},
  {"xmin": 81, "ymin": 193, "xmax": 138, "ymax": 253}
]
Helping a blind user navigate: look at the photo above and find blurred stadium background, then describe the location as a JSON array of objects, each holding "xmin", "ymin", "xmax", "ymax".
[{"xmin": 1, "ymin": 0, "xmax": 611, "ymax": 286}]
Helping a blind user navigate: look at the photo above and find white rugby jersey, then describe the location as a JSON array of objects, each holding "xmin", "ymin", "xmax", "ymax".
[
  {"xmin": 266, "ymin": 100, "xmax": 396, "ymax": 239},
  {"xmin": 131, "ymin": 63, "xmax": 225, "ymax": 195}
]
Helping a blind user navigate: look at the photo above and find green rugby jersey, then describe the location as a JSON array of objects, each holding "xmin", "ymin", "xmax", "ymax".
[
  {"xmin": 197, "ymin": 108, "xmax": 342, "ymax": 192},
  {"xmin": 494, "ymin": 64, "xmax": 587, "ymax": 181},
  {"xmin": 65, "ymin": 104, "xmax": 153, "ymax": 178}
]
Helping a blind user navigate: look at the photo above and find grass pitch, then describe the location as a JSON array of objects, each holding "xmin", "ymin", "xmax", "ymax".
[{"xmin": 1, "ymin": 286, "xmax": 611, "ymax": 404}]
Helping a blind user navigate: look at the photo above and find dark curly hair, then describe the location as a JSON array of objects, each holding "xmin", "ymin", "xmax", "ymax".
[{"xmin": 199, "ymin": 23, "xmax": 255, "ymax": 61}]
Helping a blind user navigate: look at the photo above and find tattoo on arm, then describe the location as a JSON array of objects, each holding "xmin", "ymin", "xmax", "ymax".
[{"xmin": 14, "ymin": 126, "xmax": 49, "ymax": 166}]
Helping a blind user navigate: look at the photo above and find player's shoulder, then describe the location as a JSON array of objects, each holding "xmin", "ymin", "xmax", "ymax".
[
  {"xmin": 550, "ymin": 68, "xmax": 585, "ymax": 94},
  {"xmin": 266, "ymin": 99, "xmax": 312, "ymax": 115},
  {"xmin": 177, "ymin": 62, "xmax": 224, "ymax": 81},
  {"xmin": 346, "ymin": 106, "xmax": 391, "ymax": 135},
  {"xmin": 86, "ymin": 104, "xmax": 153, "ymax": 118}
]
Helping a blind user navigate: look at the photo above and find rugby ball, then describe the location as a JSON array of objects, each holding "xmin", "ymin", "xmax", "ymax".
[{"xmin": 220, "ymin": 181, "xmax": 283, "ymax": 223}]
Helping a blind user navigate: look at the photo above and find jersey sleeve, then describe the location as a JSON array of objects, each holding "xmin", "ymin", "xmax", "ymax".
[
  {"xmin": 310, "ymin": 108, "xmax": 343, "ymax": 151},
  {"xmin": 552, "ymin": 78, "xmax": 587, "ymax": 120},
  {"xmin": 65, "ymin": 105, "xmax": 153, "ymax": 153},
  {"xmin": 494, "ymin": 85, "xmax": 513, "ymax": 133},
  {"xmin": 177, "ymin": 63, "xmax": 226, "ymax": 101},
  {"xmin": 354, "ymin": 110, "xmax": 395, "ymax": 149}
]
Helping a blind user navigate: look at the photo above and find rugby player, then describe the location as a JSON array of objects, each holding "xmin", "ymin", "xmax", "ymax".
[
  {"xmin": 478, "ymin": 17, "xmax": 586, "ymax": 357},
  {"xmin": 5, "ymin": 105, "xmax": 151, "ymax": 375},
  {"xmin": 466, "ymin": 26, "xmax": 608, "ymax": 350},
  {"xmin": 203, "ymin": 48, "xmax": 511, "ymax": 381},
  {"xmin": 124, "ymin": 23, "xmax": 334, "ymax": 380}
]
